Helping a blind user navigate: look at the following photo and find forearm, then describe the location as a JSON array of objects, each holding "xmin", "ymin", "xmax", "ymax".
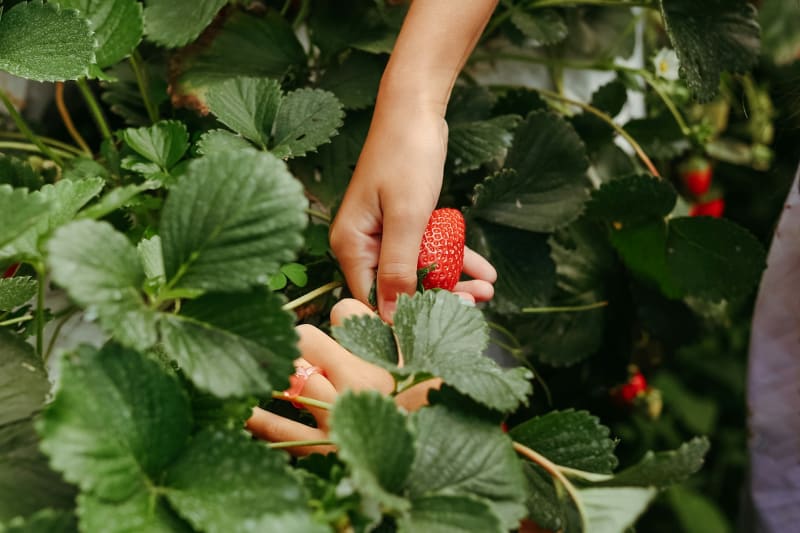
[{"xmin": 377, "ymin": 0, "xmax": 498, "ymax": 116}]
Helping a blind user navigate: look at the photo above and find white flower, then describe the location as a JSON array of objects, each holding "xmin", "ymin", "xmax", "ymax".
[{"xmin": 653, "ymin": 48, "xmax": 680, "ymax": 81}]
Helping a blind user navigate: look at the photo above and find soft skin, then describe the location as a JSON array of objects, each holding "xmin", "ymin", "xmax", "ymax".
[{"xmin": 329, "ymin": 0, "xmax": 499, "ymax": 321}]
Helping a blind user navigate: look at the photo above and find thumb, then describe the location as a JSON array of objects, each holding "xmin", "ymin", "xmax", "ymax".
[{"xmin": 377, "ymin": 205, "xmax": 429, "ymax": 321}]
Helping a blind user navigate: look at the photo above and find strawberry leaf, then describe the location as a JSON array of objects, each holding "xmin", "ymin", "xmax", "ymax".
[
  {"xmin": 509, "ymin": 8, "xmax": 568, "ymax": 46},
  {"xmin": 121, "ymin": 120, "xmax": 189, "ymax": 172},
  {"xmin": 407, "ymin": 405, "xmax": 527, "ymax": 529},
  {"xmin": 206, "ymin": 77, "xmax": 282, "ymax": 148},
  {"xmin": 143, "ymin": 0, "xmax": 226, "ymax": 48},
  {"xmin": 521, "ymin": 464, "xmax": 568, "ymax": 532},
  {"xmin": 509, "ymin": 410, "xmax": 618, "ymax": 474},
  {"xmin": 448, "ymin": 115, "xmax": 520, "ymax": 174},
  {"xmin": 160, "ymin": 149, "xmax": 307, "ymax": 292},
  {"xmin": 195, "ymin": 129, "xmax": 253, "ymax": 156},
  {"xmin": 468, "ymin": 111, "xmax": 591, "ymax": 232},
  {"xmin": 600, "ymin": 437, "xmax": 709, "ymax": 488},
  {"xmin": 271, "ymin": 88, "xmax": 345, "ymax": 159},
  {"xmin": 579, "ymin": 486, "xmax": 657, "ymax": 533},
  {"xmin": 1, "ymin": 509, "xmax": 76, "ymax": 532},
  {"xmin": 0, "ymin": 1, "xmax": 95, "ymax": 81},
  {"xmin": 398, "ymin": 495, "xmax": 503, "ymax": 533},
  {"xmin": 0, "ymin": 330, "xmax": 48, "ymax": 426},
  {"xmin": 317, "ymin": 50, "xmax": 386, "ymax": 110},
  {"xmin": 0, "ymin": 276, "xmax": 36, "ymax": 312},
  {"xmin": 0, "ymin": 186, "xmax": 49, "ymax": 250},
  {"xmin": 329, "ymin": 391, "xmax": 414, "ymax": 513},
  {"xmin": 78, "ymin": 489, "xmax": 191, "ymax": 533},
  {"xmin": 585, "ymin": 174, "xmax": 677, "ymax": 224},
  {"xmin": 660, "ymin": 0, "xmax": 760, "ymax": 102},
  {"xmin": 760, "ymin": 0, "xmax": 800, "ymax": 65},
  {"xmin": 610, "ymin": 220, "xmax": 684, "ymax": 299},
  {"xmin": 57, "ymin": 0, "xmax": 143, "ymax": 68}
]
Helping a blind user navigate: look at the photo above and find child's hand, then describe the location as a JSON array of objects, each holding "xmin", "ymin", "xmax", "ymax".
[{"xmin": 246, "ymin": 298, "xmax": 443, "ymax": 456}]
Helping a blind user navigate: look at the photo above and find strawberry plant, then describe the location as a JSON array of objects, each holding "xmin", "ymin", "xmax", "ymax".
[{"xmin": 0, "ymin": 0, "xmax": 782, "ymax": 531}]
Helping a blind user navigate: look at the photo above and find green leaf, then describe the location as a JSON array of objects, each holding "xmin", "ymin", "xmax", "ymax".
[
  {"xmin": 137, "ymin": 235, "xmax": 165, "ymax": 282},
  {"xmin": 195, "ymin": 129, "xmax": 253, "ymax": 156},
  {"xmin": 660, "ymin": 0, "xmax": 761, "ymax": 101},
  {"xmin": 171, "ymin": 11, "xmax": 306, "ymax": 110},
  {"xmin": 0, "ymin": 1, "xmax": 95, "ymax": 81},
  {"xmin": 651, "ymin": 373, "xmax": 717, "ymax": 434},
  {"xmin": 121, "ymin": 120, "xmax": 189, "ymax": 171},
  {"xmin": 666, "ymin": 485, "xmax": 731, "ymax": 533},
  {"xmin": 159, "ymin": 289, "xmax": 298, "ymax": 397},
  {"xmin": 37, "ymin": 344, "xmax": 192, "ymax": 501},
  {"xmin": 0, "ymin": 155, "xmax": 43, "ymax": 189},
  {"xmin": 335, "ymin": 291, "xmax": 532, "ymax": 412},
  {"xmin": 585, "ymin": 174, "xmax": 677, "ymax": 224},
  {"xmin": 469, "ymin": 111, "xmax": 591, "ymax": 232},
  {"xmin": 666, "ymin": 217, "xmax": 766, "ymax": 301},
  {"xmin": 579, "ymin": 486, "xmax": 657, "ymax": 533},
  {"xmin": 468, "ymin": 220, "xmax": 555, "ymax": 315},
  {"xmin": 0, "ymin": 186, "xmax": 48, "ymax": 249},
  {"xmin": 164, "ymin": 429, "xmax": 322, "ymax": 533},
  {"xmin": 509, "ymin": 9, "xmax": 567, "ymax": 46},
  {"xmin": 0, "ymin": 276, "xmax": 36, "ymax": 311},
  {"xmin": 760, "ymin": 0, "xmax": 800, "ymax": 65},
  {"xmin": 624, "ymin": 115, "xmax": 690, "ymax": 160},
  {"xmin": 329, "ymin": 391, "xmax": 414, "ymax": 513},
  {"xmin": 521, "ymin": 464, "xmax": 567, "ymax": 532},
  {"xmin": 0, "ymin": 330, "xmax": 48, "ymax": 425},
  {"xmin": 610, "ymin": 220, "xmax": 683, "ymax": 299},
  {"xmin": 78, "ymin": 489, "xmax": 191, "ymax": 533},
  {"xmin": 448, "ymin": 115, "xmax": 520, "ymax": 174},
  {"xmin": 78, "ymin": 181, "xmax": 159, "ymax": 220},
  {"xmin": 602, "ymin": 437, "xmax": 709, "ymax": 488},
  {"xmin": 280, "ymin": 263, "xmax": 308, "ymax": 287},
  {"xmin": 399, "ymin": 495, "xmax": 503, "ymax": 533},
  {"xmin": 407, "ymin": 405, "xmax": 527, "ymax": 529},
  {"xmin": 0, "ymin": 420, "xmax": 77, "ymax": 522},
  {"xmin": 57, "ymin": 0, "xmax": 143, "ymax": 68},
  {"xmin": 206, "ymin": 77, "xmax": 282, "ymax": 147},
  {"xmin": 317, "ymin": 51, "xmax": 385, "ymax": 110},
  {"xmin": 2, "ymin": 508, "xmax": 76, "ymax": 533},
  {"xmin": 47, "ymin": 220, "xmax": 158, "ymax": 350},
  {"xmin": 271, "ymin": 88, "xmax": 345, "ymax": 158},
  {"xmin": 143, "ymin": 0, "xmax": 227, "ymax": 48},
  {"xmin": 161, "ymin": 149, "xmax": 307, "ymax": 292},
  {"xmin": 510, "ymin": 410, "xmax": 618, "ymax": 474},
  {"xmin": 1, "ymin": 177, "xmax": 105, "ymax": 262}
]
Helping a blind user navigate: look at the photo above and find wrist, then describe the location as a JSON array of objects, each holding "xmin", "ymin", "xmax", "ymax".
[{"xmin": 375, "ymin": 65, "xmax": 452, "ymax": 118}]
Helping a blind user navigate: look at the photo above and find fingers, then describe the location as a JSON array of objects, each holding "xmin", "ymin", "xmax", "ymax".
[
  {"xmin": 453, "ymin": 280, "xmax": 493, "ymax": 302},
  {"xmin": 377, "ymin": 203, "xmax": 431, "ymax": 321},
  {"xmin": 463, "ymin": 246, "xmax": 497, "ymax": 283},
  {"xmin": 395, "ymin": 378, "xmax": 442, "ymax": 411},
  {"xmin": 330, "ymin": 298, "xmax": 376, "ymax": 326},
  {"xmin": 329, "ymin": 217, "xmax": 380, "ymax": 304},
  {"xmin": 246, "ymin": 407, "xmax": 334, "ymax": 456},
  {"xmin": 289, "ymin": 358, "xmax": 338, "ymax": 430},
  {"xmin": 297, "ymin": 324, "xmax": 395, "ymax": 394}
]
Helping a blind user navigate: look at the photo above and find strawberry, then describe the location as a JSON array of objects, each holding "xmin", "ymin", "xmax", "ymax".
[
  {"xmin": 417, "ymin": 208, "xmax": 465, "ymax": 291},
  {"xmin": 613, "ymin": 370, "xmax": 648, "ymax": 406},
  {"xmin": 2, "ymin": 263, "xmax": 19, "ymax": 278},
  {"xmin": 690, "ymin": 198, "xmax": 725, "ymax": 218},
  {"xmin": 679, "ymin": 157, "xmax": 712, "ymax": 196}
]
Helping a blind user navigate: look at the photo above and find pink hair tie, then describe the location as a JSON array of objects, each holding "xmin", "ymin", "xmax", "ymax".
[{"xmin": 283, "ymin": 365, "xmax": 323, "ymax": 408}]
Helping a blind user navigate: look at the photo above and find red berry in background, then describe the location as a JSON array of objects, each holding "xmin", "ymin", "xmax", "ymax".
[
  {"xmin": 2, "ymin": 263, "xmax": 19, "ymax": 278},
  {"xmin": 613, "ymin": 370, "xmax": 648, "ymax": 406},
  {"xmin": 690, "ymin": 198, "xmax": 725, "ymax": 218},
  {"xmin": 679, "ymin": 157, "xmax": 713, "ymax": 196},
  {"xmin": 417, "ymin": 208, "xmax": 465, "ymax": 291}
]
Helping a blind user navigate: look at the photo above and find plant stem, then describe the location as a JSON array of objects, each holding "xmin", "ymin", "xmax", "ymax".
[
  {"xmin": 533, "ymin": 87, "xmax": 661, "ymax": 177},
  {"xmin": 0, "ymin": 131, "xmax": 85, "ymax": 155},
  {"xmin": 55, "ymin": 82, "xmax": 92, "ymax": 155},
  {"xmin": 44, "ymin": 307, "xmax": 78, "ymax": 363},
  {"xmin": 639, "ymin": 71, "xmax": 691, "ymax": 135},
  {"xmin": 130, "ymin": 50, "xmax": 159, "ymax": 124},
  {"xmin": 283, "ymin": 280, "xmax": 343, "ymax": 311},
  {"xmin": 271, "ymin": 390, "xmax": 333, "ymax": 410},
  {"xmin": 0, "ymin": 314, "xmax": 34, "ymax": 327},
  {"xmin": 0, "ymin": 88, "xmax": 64, "ymax": 166},
  {"xmin": 522, "ymin": 301, "xmax": 608, "ymax": 313},
  {"xmin": 0, "ymin": 141, "xmax": 75, "ymax": 160},
  {"xmin": 76, "ymin": 78, "xmax": 114, "ymax": 142},
  {"xmin": 34, "ymin": 264, "xmax": 46, "ymax": 358},
  {"xmin": 513, "ymin": 441, "xmax": 587, "ymax": 528},
  {"xmin": 305, "ymin": 208, "xmax": 331, "ymax": 222},
  {"xmin": 268, "ymin": 439, "xmax": 334, "ymax": 450}
]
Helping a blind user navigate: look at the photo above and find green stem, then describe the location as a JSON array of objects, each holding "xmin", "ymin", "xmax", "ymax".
[
  {"xmin": 639, "ymin": 71, "xmax": 691, "ymax": 135},
  {"xmin": 76, "ymin": 78, "xmax": 114, "ymax": 142},
  {"xmin": 44, "ymin": 308, "xmax": 78, "ymax": 363},
  {"xmin": 268, "ymin": 439, "xmax": 334, "ymax": 450},
  {"xmin": 129, "ymin": 50, "xmax": 159, "ymax": 124},
  {"xmin": 292, "ymin": 0, "xmax": 310, "ymax": 28},
  {"xmin": 522, "ymin": 301, "xmax": 609, "ymax": 313},
  {"xmin": 282, "ymin": 280, "xmax": 343, "ymax": 311},
  {"xmin": 271, "ymin": 390, "xmax": 334, "ymax": 410},
  {"xmin": 0, "ymin": 131, "xmax": 85, "ymax": 155},
  {"xmin": 0, "ymin": 141, "xmax": 75, "ymax": 160},
  {"xmin": 35, "ymin": 264, "xmax": 46, "ymax": 358},
  {"xmin": 0, "ymin": 314, "xmax": 34, "ymax": 327},
  {"xmin": 513, "ymin": 441, "xmax": 588, "ymax": 529},
  {"xmin": 0, "ymin": 89, "xmax": 64, "ymax": 166},
  {"xmin": 533, "ymin": 87, "xmax": 661, "ymax": 177},
  {"xmin": 305, "ymin": 208, "xmax": 331, "ymax": 223}
]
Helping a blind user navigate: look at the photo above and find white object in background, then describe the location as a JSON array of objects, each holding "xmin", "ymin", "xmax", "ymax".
[
  {"xmin": 0, "ymin": 72, "xmax": 52, "ymax": 121},
  {"xmin": 748, "ymin": 164, "xmax": 800, "ymax": 531}
]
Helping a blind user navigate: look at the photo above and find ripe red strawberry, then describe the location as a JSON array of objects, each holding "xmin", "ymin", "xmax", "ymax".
[
  {"xmin": 680, "ymin": 157, "xmax": 712, "ymax": 196},
  {"xmin": 690, "ymin": 198, "xmax": 725, "ymax": 218},
  {"xmin": 2, "ymin": 263, "xmax": 19, "ymax": 278},
  {"xmin": 417, "ymin": 208, "xmax": 465, "ymax": 291},
  {"xmin": 613, "ymin": 370, "xmax": 648, "ymax": 406}
]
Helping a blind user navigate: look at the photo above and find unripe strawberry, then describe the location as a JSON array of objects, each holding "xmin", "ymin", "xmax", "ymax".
[
  {"xmin": 417, "ymin": 208, "xmax": 465, "ymax": 291},
  {"xmin": 690, "ymin": 198, "xmax": 725, "ymax": 218},
  {"xmin": 679, "ymin": 157, "xmax": 712, "ymax": 196}
]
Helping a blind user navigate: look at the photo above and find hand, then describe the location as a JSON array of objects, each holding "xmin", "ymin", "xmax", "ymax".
[
  {"xmin": 246, "ymin": 298, "xmax": 442, "ymax": 456},
  {"xmin": 330, "ymin": 104, "xmax": 497, "ymax": 320}
]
